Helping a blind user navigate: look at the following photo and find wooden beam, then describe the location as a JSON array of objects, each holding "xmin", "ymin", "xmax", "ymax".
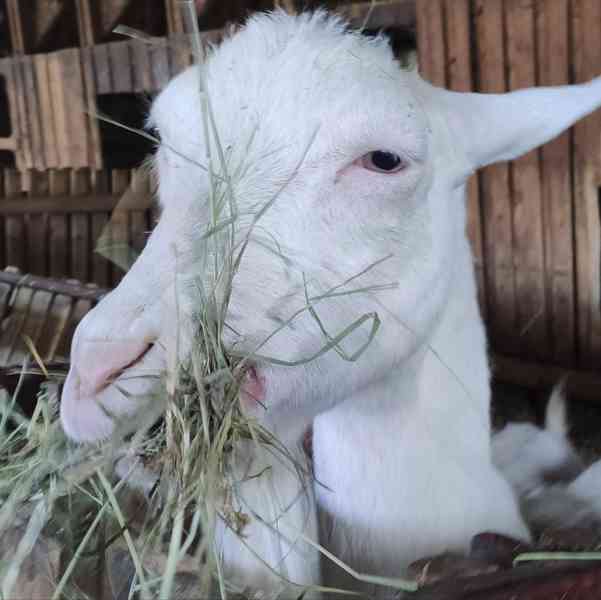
[
  {"xmin": 0, "ymin": 270, "xmax": 108, "ymax": 302},
  {"xmin": 0, "ymin": 192, "xmax": 151, "ymax": 215}
]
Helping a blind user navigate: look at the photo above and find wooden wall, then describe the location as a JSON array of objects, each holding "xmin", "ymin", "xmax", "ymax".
[
  {"xmin": 0, "ymin": 167, "xmax": 154, "ymax": 288},
  {"xmin": 417, "ymin": 0, "xmax": 601, "ymax": 371}
]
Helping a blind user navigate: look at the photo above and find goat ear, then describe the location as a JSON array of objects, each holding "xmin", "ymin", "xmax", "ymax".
[{"xmin": 429, "ymin": 76, "xmax": 601, "ymax": 177}]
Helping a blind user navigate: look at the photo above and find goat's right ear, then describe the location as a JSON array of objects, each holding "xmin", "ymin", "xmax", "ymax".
[{"xmin": 428, "ymin": 76, "xmax": 601, "ymax": 179}]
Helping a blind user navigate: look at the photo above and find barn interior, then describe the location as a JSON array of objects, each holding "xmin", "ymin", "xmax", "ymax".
[{"xmin": 1, "ymin": 1, "xmax": 601, "ymax": 598}]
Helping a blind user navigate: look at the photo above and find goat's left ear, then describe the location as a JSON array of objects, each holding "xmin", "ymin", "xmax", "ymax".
[{"xmin": 426, "ymin": 76, "xmax": 601, "ymax": 180}]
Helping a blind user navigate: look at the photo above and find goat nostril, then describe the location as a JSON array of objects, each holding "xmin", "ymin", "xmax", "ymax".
[{"xmin": 98, "ymin": 344, "xmax": 154, "ymax": 391}]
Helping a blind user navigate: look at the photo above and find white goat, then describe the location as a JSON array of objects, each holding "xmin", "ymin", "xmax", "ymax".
[{"xmin": 59, "ymin": 10, "xmax": 601, "ymax": 598}]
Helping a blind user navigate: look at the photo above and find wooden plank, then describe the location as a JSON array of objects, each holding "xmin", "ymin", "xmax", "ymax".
[
  {"xmin": 0, "ymin": 286, "xmax": 34, "ymax": 365},
  {"xmin": 132, "ymin": 40, "xmax": 153, "ymax": 93},
  {"xmin": 129, "ymin": 169, "xmax": 150, "ymax": 255},
  {"xmin": 571, "ymin": 0, "xmax": 601, "ymax": 367},
  {"xmin": 34, "ymin": 53, "xmax": 60, "ymax": 169},
  {"xmin": 93, "ymin": 44, "xmax": 112, "ymax": 95},
  {"xmin": 13, "ymin": 56, "xmax": 33, "ymax": 171},
  {"xmin": 43, "ymin": 292, "xmax": 74, "ymax": 361},
  {"xmin": 150, "ymin": 42, "xmax": 171, "ymax": 92},
  {"xmin": 26, "ymin": 171, "xmax": 49, "ymax": 277},
  {"xmin": 2, "ymin": 169, "xmax": 25, "ymax": 271},
  {"xmin": 55, "ymin": 290, "xmax": 95, "ymax": 359},
  {"xmin": 20, "ymin": 288, "xmax": 55, "ymax": 360},
  {"xmin": 5, "ymin": 0, "xmax": 25, "ymax": 55},
  {"xmin": 70, "ymin": 169, "xmax": 92, "ymax": 282},
  {"xmin": 109, "ymin": 169, "xmax": 132, "ymax": 285},
  {"xmin": 165, "ymin": 0, "xmax": 186, "ymax": 35},
  {"xmin": 536, "ymin": 0, "xmax": 575, "ymax": 366},
  {"xmin": 505, "ymin": 0, "xmax": 548, "ymax": 360},
  {"xmin": 443, "ymin": 0, "xmax": 486, "ymax": 319},
  {"xmin": 90, "ymin": 170, "xmax": 111, "ymax": 288},
  {"xmin": 22, "ymin": 56, "xmax": 45, "ymax": 171},
  {"xmin": 47, "ymin": 48, "xmax": 90, "ymax": 169},
  {"xmin": 80, "ymin": 46, "xmax": 103, "ymax": 170},
  {"xmin": 337, "ymin": 0, "xmax": 416, "ymax": 30},
  {"xmin": 75, "ymin": 0, "xmax": 96, "ymax": 47},
  {"xmin": 415, "ymin": 0, "xmax": 446, "ymax": 87},
  {"xmin": 48, "ymin": 170, "xmax": 70, "ymax": 278},
  {"xmin": 0, "ymin": 270, "xmax": 107, "ymax": 300},
  {"xmin": 168, "ymin": 33, "xmax": 192, "ymax": 79},
  {"xmin": 108, "ymin": 41, "xmax": 133, "ymax": 93},
  {"xmin": 0, "ymin": 192, "xmax": 150, "ymax": 215},
  {"xmin": 473, "ymin": 0, "xmax": 517, "ymax": 355}
]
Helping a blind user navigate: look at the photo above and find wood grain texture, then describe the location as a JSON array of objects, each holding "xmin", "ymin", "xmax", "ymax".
[
  {"xmin": 571, "ymin": 0, "xmax": 601, "ymax": 367},
  {"xmin": 474, "ymin": 0, "xmax": 517, "ymax": 354}
]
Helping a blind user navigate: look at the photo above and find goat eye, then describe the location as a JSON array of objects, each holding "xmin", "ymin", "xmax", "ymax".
[{"xmin": 361, "ymin": 151, "xmax": 405, "ymax": 173}]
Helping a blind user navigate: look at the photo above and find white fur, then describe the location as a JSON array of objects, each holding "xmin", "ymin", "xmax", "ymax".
[
  {"xmin": 59, "ymin": 10, "xmax": 601, "ymax": 597},
  {"xmin": 491, "ymin": 383, "xmax": 583, "ymax": 497}
]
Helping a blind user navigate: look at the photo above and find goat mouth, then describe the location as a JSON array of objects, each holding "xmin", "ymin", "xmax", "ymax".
[{"xmin": 105, "ymin": 343, "xmax": 155, "ymax": 389}]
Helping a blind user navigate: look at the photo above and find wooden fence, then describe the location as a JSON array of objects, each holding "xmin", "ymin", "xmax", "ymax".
[
  {"xmin": 0, "ymin": 167, "xmax": 154, "ymax": 289},
  {"xmin": 416, "ymin": 0, "xmax": 601, "ymax": 372}
]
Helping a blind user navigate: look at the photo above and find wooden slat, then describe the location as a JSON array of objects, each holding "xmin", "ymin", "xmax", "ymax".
[
  {"xmin": 47, "ymin": 48, "xmax": 90, "ymax": 169},
  {"xmin": 0, "ymin": 286, "xmax": 34, "ymax": 365},
  {"xmin": 91, "ymin": 170, "xmax": 111, "ymax": 288},
  {"xmin": 150, "ymin": 42, "xmax": 171, "ymax": 92},
  {"xmin": 536, "ymin": 0, "xmax": 575, "ymax": 366},
  {"xmin": 505, "ymin": 0, "xmax": 548, "ymax": 360},
  {"xmin": 5, "ymin": 0, "xmax": 25, "ymax": 55},
  {"xmin": 80, "ymin": 46, "xmax": 103, "ymax": 170},
  {"xmin": 129, "ymin": 169, "xmax": 150, "ymax": 255},
  {"xmin": 0, "ymin": 192, "xmax": 150, "ymax": 215},
  {"xmin": 168, "ymin": 35, "xmax": 192, "ymax": 79},
  {"xmin": 443, "ymin": 0, "xmax": 487, "ymax": 318},
  {"xmin": 20, "ymin": 288, "xmax": 55, "ymax": 360},
  {"xmin": 70, "ymin": 169, "xmax": 92, "ymax": 282},
  {"xmin": 474, "ymin": 0, "xmax": 517, "ymax": 355},
  {"xmin": 13, "ymin": 56, "xmax": 32, "ymax": 171},
  {"xmin": 337, "ymin": 0, "xmax": 416, "ymax": 30},
  {"xmin": 108, "ymin": 41, "xmax": 133, "ymax": 93},
  {"xmin": 165, "ymin": 0, "xmax": 186, "ymax": 35},
  {"xmin": 3, "ymin": 169, "xmax": 25, "ymax": 270},
  {"xmin": 43, "ymin": 292, "xmax": 74, "ymax": 361},
  {"xmin": 109, "ymin": 169, "xmax": 132, "ymax": 285},
  {"xmin": 22, "ymin": 56, "xmax": 45, "ymax": 171},
  {"xmin": 132, "ymin": 40, "xmax": 153, "ymax": 93},
  {"xmin": 92, "ymin": 44, "xmax": 112, "ymax": 95},
  {"xmin": 572, "ymin": 0, "xmax": 601, "ymax": 367},
  {"xmin": 48, "ymin": 170, "xmax": 70, "ymax": 278},
  {"xmin": 75, "ymin": 0, "xmax": 96, "ymax": 47},
  {"xmin": 26, "ymin": 171, "xmax": 49, "ymax": 277},
  {"xmin": 34, "ymin": 53, "xmax": 60, "ymax": 169},
  {"xmin": 415, "ymin": 0, "xmax": 446, "ymax": 87},
  {"xmin": 55, "ymin": 291, "xmax": 95, "ymax": 359}
]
